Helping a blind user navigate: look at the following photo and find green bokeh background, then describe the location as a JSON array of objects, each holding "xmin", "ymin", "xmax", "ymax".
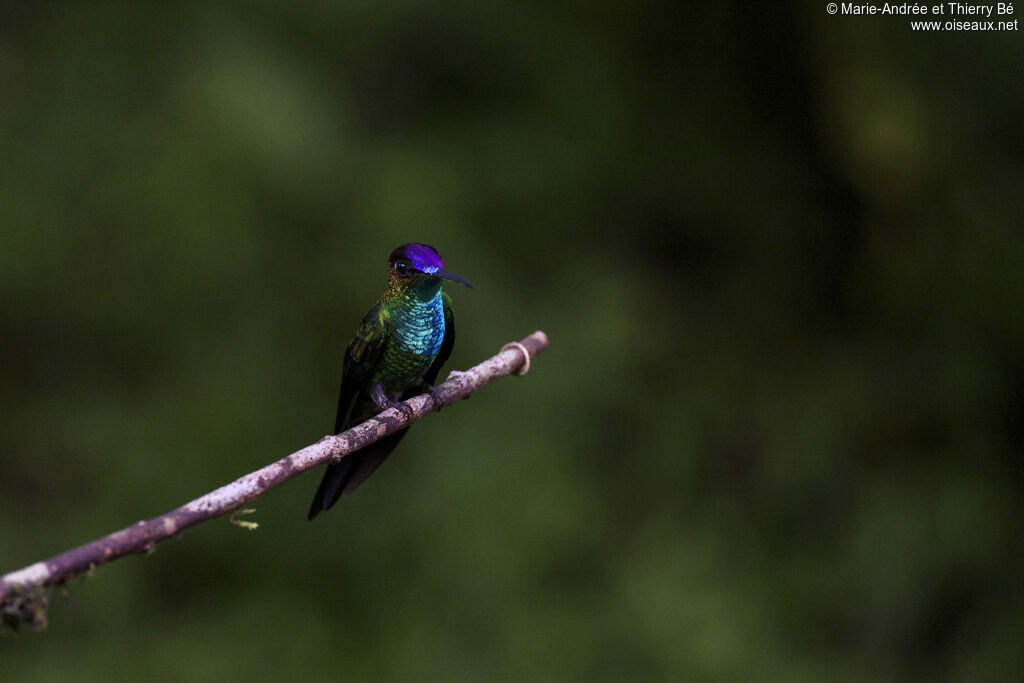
[{"xmin": 2, "ymin": 1, "xmax": 1022, "ymax": 680}]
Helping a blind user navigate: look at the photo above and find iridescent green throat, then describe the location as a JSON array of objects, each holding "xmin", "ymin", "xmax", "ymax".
[{"xmin": 374, "ymin": 280, "xmax": 446, "ymax": 389}]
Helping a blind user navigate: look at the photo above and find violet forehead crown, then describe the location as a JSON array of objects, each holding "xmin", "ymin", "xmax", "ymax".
[{"xmin": 402, "ymin": 243, "xmax": 444, "ymax": 274}]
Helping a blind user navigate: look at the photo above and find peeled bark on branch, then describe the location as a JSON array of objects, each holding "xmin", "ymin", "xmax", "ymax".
[{"xmin": 0, "ymin": 330, "xmax": 549, "ymax": 632}]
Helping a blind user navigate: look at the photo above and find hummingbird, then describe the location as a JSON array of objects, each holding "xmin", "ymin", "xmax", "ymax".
[{"xmin": 307, "ymin": 243, "xmax": 473, "ymax": 520}]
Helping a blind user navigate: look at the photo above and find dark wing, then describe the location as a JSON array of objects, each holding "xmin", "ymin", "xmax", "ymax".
[
  {"xmin": 333, "ymin": 304, "xmax": 387, "ymax": 433},
  {"xmin": 308, "ymin": 305, "xmax": 386, "ymax": 520},
  {"xmin": 423, "ymin": 292, "xmax": 456, "ymax": 385}
]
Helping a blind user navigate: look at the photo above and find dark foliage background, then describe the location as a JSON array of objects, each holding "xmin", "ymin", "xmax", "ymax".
[{"xmin": 2, "ymin": 1, "xmax": 1021, "ymax": 680}]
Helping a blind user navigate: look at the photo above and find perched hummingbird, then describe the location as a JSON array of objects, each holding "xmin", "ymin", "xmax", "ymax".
[{"xmin": 307, "ymin": 243, "xmax": 473, "ymax": 520}]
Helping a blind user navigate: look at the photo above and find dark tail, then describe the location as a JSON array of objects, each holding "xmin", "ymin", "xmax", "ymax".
[{"xmin": 307, "ymin": 429, "xmax": 409, "ymax": 520}]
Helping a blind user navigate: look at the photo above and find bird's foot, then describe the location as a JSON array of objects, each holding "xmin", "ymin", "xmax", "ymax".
[
  {"xmin": 422, "ymin": 382, "xmax": 444, "ymax": 411},
  {"xmin": 371, "ymin": 382, "xmax": 414, "ymax": 420},
  {"xmin": 383, "ymin": 397, "xmax": 414, "ymax": 420},
  {"xmin": 410, "ymin": 378, "xmax": 445, "ymax": 411}
]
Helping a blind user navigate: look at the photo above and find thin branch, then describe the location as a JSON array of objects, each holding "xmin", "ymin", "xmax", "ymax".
[{"xmin": 1, "ymin": 330, "xmax": 549, "ymax": 631}]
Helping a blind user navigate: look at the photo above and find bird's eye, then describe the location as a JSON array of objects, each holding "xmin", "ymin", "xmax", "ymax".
[{"xmin": 394, "ymin": 262, "xmax": 409, "ymax": 276}]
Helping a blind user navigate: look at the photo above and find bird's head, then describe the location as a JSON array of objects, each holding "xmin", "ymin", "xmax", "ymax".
[{"xmin": 386, "ymin": 243, "xmax": 473, "ymax": 299}]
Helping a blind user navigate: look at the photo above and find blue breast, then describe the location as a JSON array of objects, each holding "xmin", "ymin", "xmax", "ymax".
[{"xmin": 392, "ymin": 293, "xmax": 445, "ymax": 358}]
